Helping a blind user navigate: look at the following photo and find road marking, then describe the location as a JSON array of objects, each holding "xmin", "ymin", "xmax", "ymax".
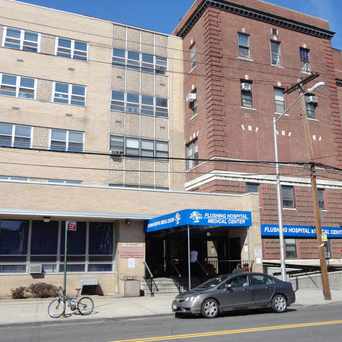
[{"xmin": 112, "ymin": 319, "xmax": 342, "ymax": 342}]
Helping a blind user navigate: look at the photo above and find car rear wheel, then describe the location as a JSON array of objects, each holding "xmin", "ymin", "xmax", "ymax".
[
  {"xmin": 272, "ymin": 294, "xmax": 287, "ymax": 313},
  {"xmin": 201, "ymin": 298, "xmax": 219, "ymax": 318}
]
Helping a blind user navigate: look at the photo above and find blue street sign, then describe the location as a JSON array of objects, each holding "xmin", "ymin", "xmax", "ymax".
[
  {"xmin": 261, "ymin": 224, "xmax": 342, "ymax": 239},
  {"xmin": 146, "ymin": 209, "xmax": 252, "ymax": 233}
]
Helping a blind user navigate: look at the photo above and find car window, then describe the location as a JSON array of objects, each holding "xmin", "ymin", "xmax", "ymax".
[
  {"xmin": 250, "ymin": 274, "xmax": 274, "ymax": 286},
  {"xmin": 229, "ymin": 275, "xmax": 248, "ymax": 288}
]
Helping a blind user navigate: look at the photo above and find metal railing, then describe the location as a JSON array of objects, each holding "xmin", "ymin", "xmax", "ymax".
[
  {"xmin": 144, "ymin": 261, "xmax": 159, "ymax": 297},
  {"xmin": 170, "ymin": 259, "xmax": 182, "ymax": 278}
]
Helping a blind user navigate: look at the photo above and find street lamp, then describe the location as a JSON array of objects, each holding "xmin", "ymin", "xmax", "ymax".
[{"xmin": 273, "ymin": 81, "xmax": 325, "ymax": 281}]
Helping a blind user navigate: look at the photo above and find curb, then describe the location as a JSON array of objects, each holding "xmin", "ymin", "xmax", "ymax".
[{"xmin": 0, "ymin": 313, "xmax": 174, "ymax": 329}]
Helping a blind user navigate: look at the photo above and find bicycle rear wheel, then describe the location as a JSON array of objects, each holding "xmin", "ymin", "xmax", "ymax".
[
  {"xmin": 48, "ymin": 298, "xmax": 65, "ymax": 318},
  {"xmin": 77, "ymin": 296, "xmax": 94, "ymax": 315}
]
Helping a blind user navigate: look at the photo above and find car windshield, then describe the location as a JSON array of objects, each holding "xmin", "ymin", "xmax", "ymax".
[{"xmin": 195, "ymin": 276, "xmax": 228, "ymax": 289}]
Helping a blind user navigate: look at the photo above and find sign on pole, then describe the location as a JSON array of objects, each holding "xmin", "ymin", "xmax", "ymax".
[{"xmin": 67, "ymin": 221, "xmax": 77, "ymax": 232}]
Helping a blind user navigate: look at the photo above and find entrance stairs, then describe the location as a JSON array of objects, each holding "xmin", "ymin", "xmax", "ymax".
[
  {"xmin": 142, "ymin": 277, "xmax": 184, "ymax": 295},
  {"xmin": 142, "ymin": 277, "xmax": 205, "ymax": 296}
]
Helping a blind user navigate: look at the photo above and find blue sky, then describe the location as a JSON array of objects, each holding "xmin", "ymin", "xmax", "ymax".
[{"xmin": 21, "ymin": 0, "xmax": 341, "ymax": 49}]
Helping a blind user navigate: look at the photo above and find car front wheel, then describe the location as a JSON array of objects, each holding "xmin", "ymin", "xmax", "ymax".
[
  {"xmin": 201, "ymin": 298, "xmax": 219, "ymax": 318},
  {"xmin": 272, "ymin": 294, "xmax": 288, "ymax": 313}
]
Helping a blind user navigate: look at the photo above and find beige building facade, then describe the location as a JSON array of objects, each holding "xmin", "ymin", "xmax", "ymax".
[{"xmin": 0, "ymin": 0, "xmax": 261, "ymax": 297}]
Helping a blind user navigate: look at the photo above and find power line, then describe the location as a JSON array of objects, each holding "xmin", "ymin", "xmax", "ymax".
[{"xmin": 0, "ymin": 145, "xmax": 309, "ymax": 166}]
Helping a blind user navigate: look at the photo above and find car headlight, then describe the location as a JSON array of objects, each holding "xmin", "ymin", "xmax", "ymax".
[{"xmin": 185, "ymin": 296, "xmax": 198, "ymax": 302}]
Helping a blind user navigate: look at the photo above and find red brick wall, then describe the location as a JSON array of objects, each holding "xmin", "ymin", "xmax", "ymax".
[{"xmin": 180, "ymin": 2, "xmax": 342, "ymax": 261}]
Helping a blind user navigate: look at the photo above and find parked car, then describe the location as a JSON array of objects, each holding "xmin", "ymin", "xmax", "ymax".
[{"xmin": 172, "ymin": 272, "xmax": 295, "ymax": 318}]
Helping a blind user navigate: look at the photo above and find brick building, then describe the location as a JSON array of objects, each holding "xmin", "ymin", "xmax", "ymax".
[{"xmin": 174, "ymin": 0, "xmax": 342, "ymax": 270}]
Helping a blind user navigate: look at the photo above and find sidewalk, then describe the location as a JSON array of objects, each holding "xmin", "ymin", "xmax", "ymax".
[{"xmin": 0, "ymin": 290, "xmax": 341, "ymax": 326}]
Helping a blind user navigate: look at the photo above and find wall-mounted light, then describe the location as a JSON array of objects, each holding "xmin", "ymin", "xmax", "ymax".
[{"xmin": 43, "ymin": 216, "xmax": 51, "ymax": 223}]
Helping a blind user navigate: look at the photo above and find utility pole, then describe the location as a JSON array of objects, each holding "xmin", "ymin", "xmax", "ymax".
[{"xmin": 310, "ymin": 163, "xmax": 331, "ymax": 300}]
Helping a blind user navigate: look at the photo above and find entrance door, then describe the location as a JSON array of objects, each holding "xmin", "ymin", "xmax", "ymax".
[{"xmin": 229, "ymin": 237, "xmax": 241, "ymax": 273}]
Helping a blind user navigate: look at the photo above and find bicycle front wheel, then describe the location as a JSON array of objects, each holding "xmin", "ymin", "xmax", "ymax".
[
  {"xmin": 48, "ymin": 298, "xmax": 65, "ymax": 318},
  {"xmin": 77, "ymin": 296, "xmax": 94, "ymax": 316}
]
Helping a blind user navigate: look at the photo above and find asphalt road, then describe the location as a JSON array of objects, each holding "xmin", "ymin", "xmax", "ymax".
[{"xmin": 1, "ymin": 303, "xmax": 342, "ymax": 342}]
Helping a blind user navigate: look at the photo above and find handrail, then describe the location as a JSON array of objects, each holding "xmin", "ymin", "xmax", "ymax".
[
  {"xmin": 170, "ymin": 259, "xmax": 182, "ymax": 278},
  {"xmin": 143, "ymin": 261, "xmax": 159, "ymax": 297}
]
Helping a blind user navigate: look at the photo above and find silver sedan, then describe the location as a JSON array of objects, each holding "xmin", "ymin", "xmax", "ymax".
[{"xmin": 172, "ymin": 272, "xmax": 295, "ymax": 318}]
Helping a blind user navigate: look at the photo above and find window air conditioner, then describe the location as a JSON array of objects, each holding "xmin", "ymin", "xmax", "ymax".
[
  {"xmin": 306, "ymin": 95, "xmax": 318, "ymax": 104},
  {"xmin": 110, "ymin": 150, "xmax": 124, "ymax": 157},
  {"xmin": 302, "ymin": 62, "xmax": 311, "ymax": 73},
  {"xmin": 186, "ymin": 92, "xmax": 197, "ymax": 103},
  {"xmin": 29, "ymin": 264, "xmax": 43, "ymax": 274},
  {"xmin": 241, "ymin": 82, "xmax": 252, "ymax": 91}
]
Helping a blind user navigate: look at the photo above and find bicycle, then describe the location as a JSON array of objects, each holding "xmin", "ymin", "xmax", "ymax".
[{"xmin": 48, "ymin": 287, "xmax": 94, "ymax": 318}]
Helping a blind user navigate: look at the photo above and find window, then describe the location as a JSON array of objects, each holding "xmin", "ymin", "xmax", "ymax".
[
  {"xmin": 300, "ymin": 47, "xmax": 311, "ymax": 72},
  {"xmin": 229, "ymin": 275, "xmax": 248, "ymax": 288},
  {"xmin": 274, "ymin": 87, "xmax": 285, "ymax": 114},
  {"xmin": 0, "ymin": 123, "xmax": 32, "ymax": 148},
  {"xmin": 60, "ymin": 222, "xmax": 86, "ymax": 255},
  {"xmin": 318, "ymin": 189, "xmax": 325, "ymax": 210},
  {"xmin": 186, "ymin": 139, "xmax": 199, "ymax": 170},
  {"xmin": 281, "ymin": 185, "xmax": 295, "ymax": 208},
  {"xmin": 141, "ymin": 139, "xmax": 154, "ymax": 157},
  {"xmin": 241, "ymin": 80, "xmax": 253, "ymax": 108},
  {"xmin": 141, "ymin": 95, "xmax": 154, "ymax": 116},
  {"xmin": 271, "ymin": 41, "xmax": 281, "ymax": 66},
  {"xmin": 126, "ymin": 92, "xmax": 139, "ymax": 114},
  {"xmin": 111, "ymin": 90, "xmax": 125, "ymax": 112},
  {"xmin": 31, "ymin": 221, "xmax": 59, "ymax": 255},
  {"xmin": 238, "ymin": 33, "xmax": 250, "ymax": 58},
  {"xmin": 13, "ymin": 125, "xmax": 32, "ymax": 148},
  {"xmin": 111, "ymin": 136, "xmax": 168, "ymax": 159},
  {"xmin": 285, "ymin": 239, "xmax": 297, "ymax": 259},
  {"xmin": 155, "ymin": 56, "xmax": 167, "ymax": 75},
  {"xmin": 305, "ymin": 94, "xmax": 317, "ymax": 119},
  {"xmin": 127, "ymin": 50, "xmax": 140, "ymax": 71},
  {"xmin": 0, "ymin": 73, "xmax": 36, "ymax": 99},
  {"xmin": 3, "ymin": 27, "xmax": 39, "ymax": 52},
  {"xmin": 142, "ymin": 53, "xmax": 154, "ymax": 73},
  {"xmin": 126, "ymin": 137, "xmax": 140, "ymax": 156},
  {"xmin": 189, "ymin": 89, "xmax": 197, "ymax": 115},
  {"xmin": 112, "ymin": 48, "xmax": 126, "ymax": 67},
  {"xmin": 110, "ymin": 135, "xmax": 124, "ymax": 154},
  {"xmin": 89, "ymin": 223, "xmax": 113, "ymax": 255},
  {"xmin": 0, "ymin": 221, "xmax": 28, "ymax": 255},
  {"xmin": 50, "ymin": 129, "xmax": 84, "ymax": 152},
  {"xmin": 56, "ymin": 37, "xmax": 88, "ymax": 60},
  {"xmin": 190, "ymin": 45, "xmax": 197, "ymax": 69},
  {"xmin": 53, "ymin": 82, "xmax": 86, "ymax": 106},
  {"xmin": 0, "ymin": 220, "xmax": 115, "ymax": 274},
  {"xmin": 112, "ymin": 48, "xmax": 167, "ymax": 75},
  {"xmin": 111, "ymin": 91, "xmax": 168, "ymax": 117},
  {"xmin": 246, "ymin": 183, "xmax": 259, "ymax": 193},
  {"xmin": 249, "ymin": 274, "xmax": 274, "ymax": 286},
  {"xmin": 156, "ymin": 141, "xmax": 169, "ymax": 159},
  {"xmin": 155, "ymin": 97, "xmax": 168, "ymax": 117}
]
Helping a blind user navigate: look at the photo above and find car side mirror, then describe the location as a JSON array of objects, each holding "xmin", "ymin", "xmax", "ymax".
[{"xmin": 225, "ymin": 283, "xmax": 232, "ymax": 291}]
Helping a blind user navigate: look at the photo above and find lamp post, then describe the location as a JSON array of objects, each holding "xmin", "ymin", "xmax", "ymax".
[{"xmin": 273, "ymin": 81, "xmax": 325, "ymax": 282}]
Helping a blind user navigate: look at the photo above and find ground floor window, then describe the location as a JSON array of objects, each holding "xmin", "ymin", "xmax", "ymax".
[
  {"xmin": 0, "ymin": 220, "xmax": 116, "ymax": 273},
  {"xmin": 285, "ymin": 239, "xmax": 297, "ymax": 259}
]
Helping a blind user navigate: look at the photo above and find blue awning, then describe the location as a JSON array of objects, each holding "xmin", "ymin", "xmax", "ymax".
[{"xmin": 146, "ymin": 209, "xmax": 252, "ymax": 233}]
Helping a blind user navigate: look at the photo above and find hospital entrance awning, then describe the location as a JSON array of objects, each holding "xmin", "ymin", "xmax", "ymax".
[
  {"xmin": 146, "ymin": 209, "xmax": 252, "ymax": 233},
  {"xmin": 146, "ymin": 209, "xmax": 253, "ymax": 290}
]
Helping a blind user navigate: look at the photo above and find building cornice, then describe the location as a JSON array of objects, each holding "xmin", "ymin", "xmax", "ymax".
[{"xmin": 176, "ymin": 0, "xmax": 335, "ymax": 40}]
